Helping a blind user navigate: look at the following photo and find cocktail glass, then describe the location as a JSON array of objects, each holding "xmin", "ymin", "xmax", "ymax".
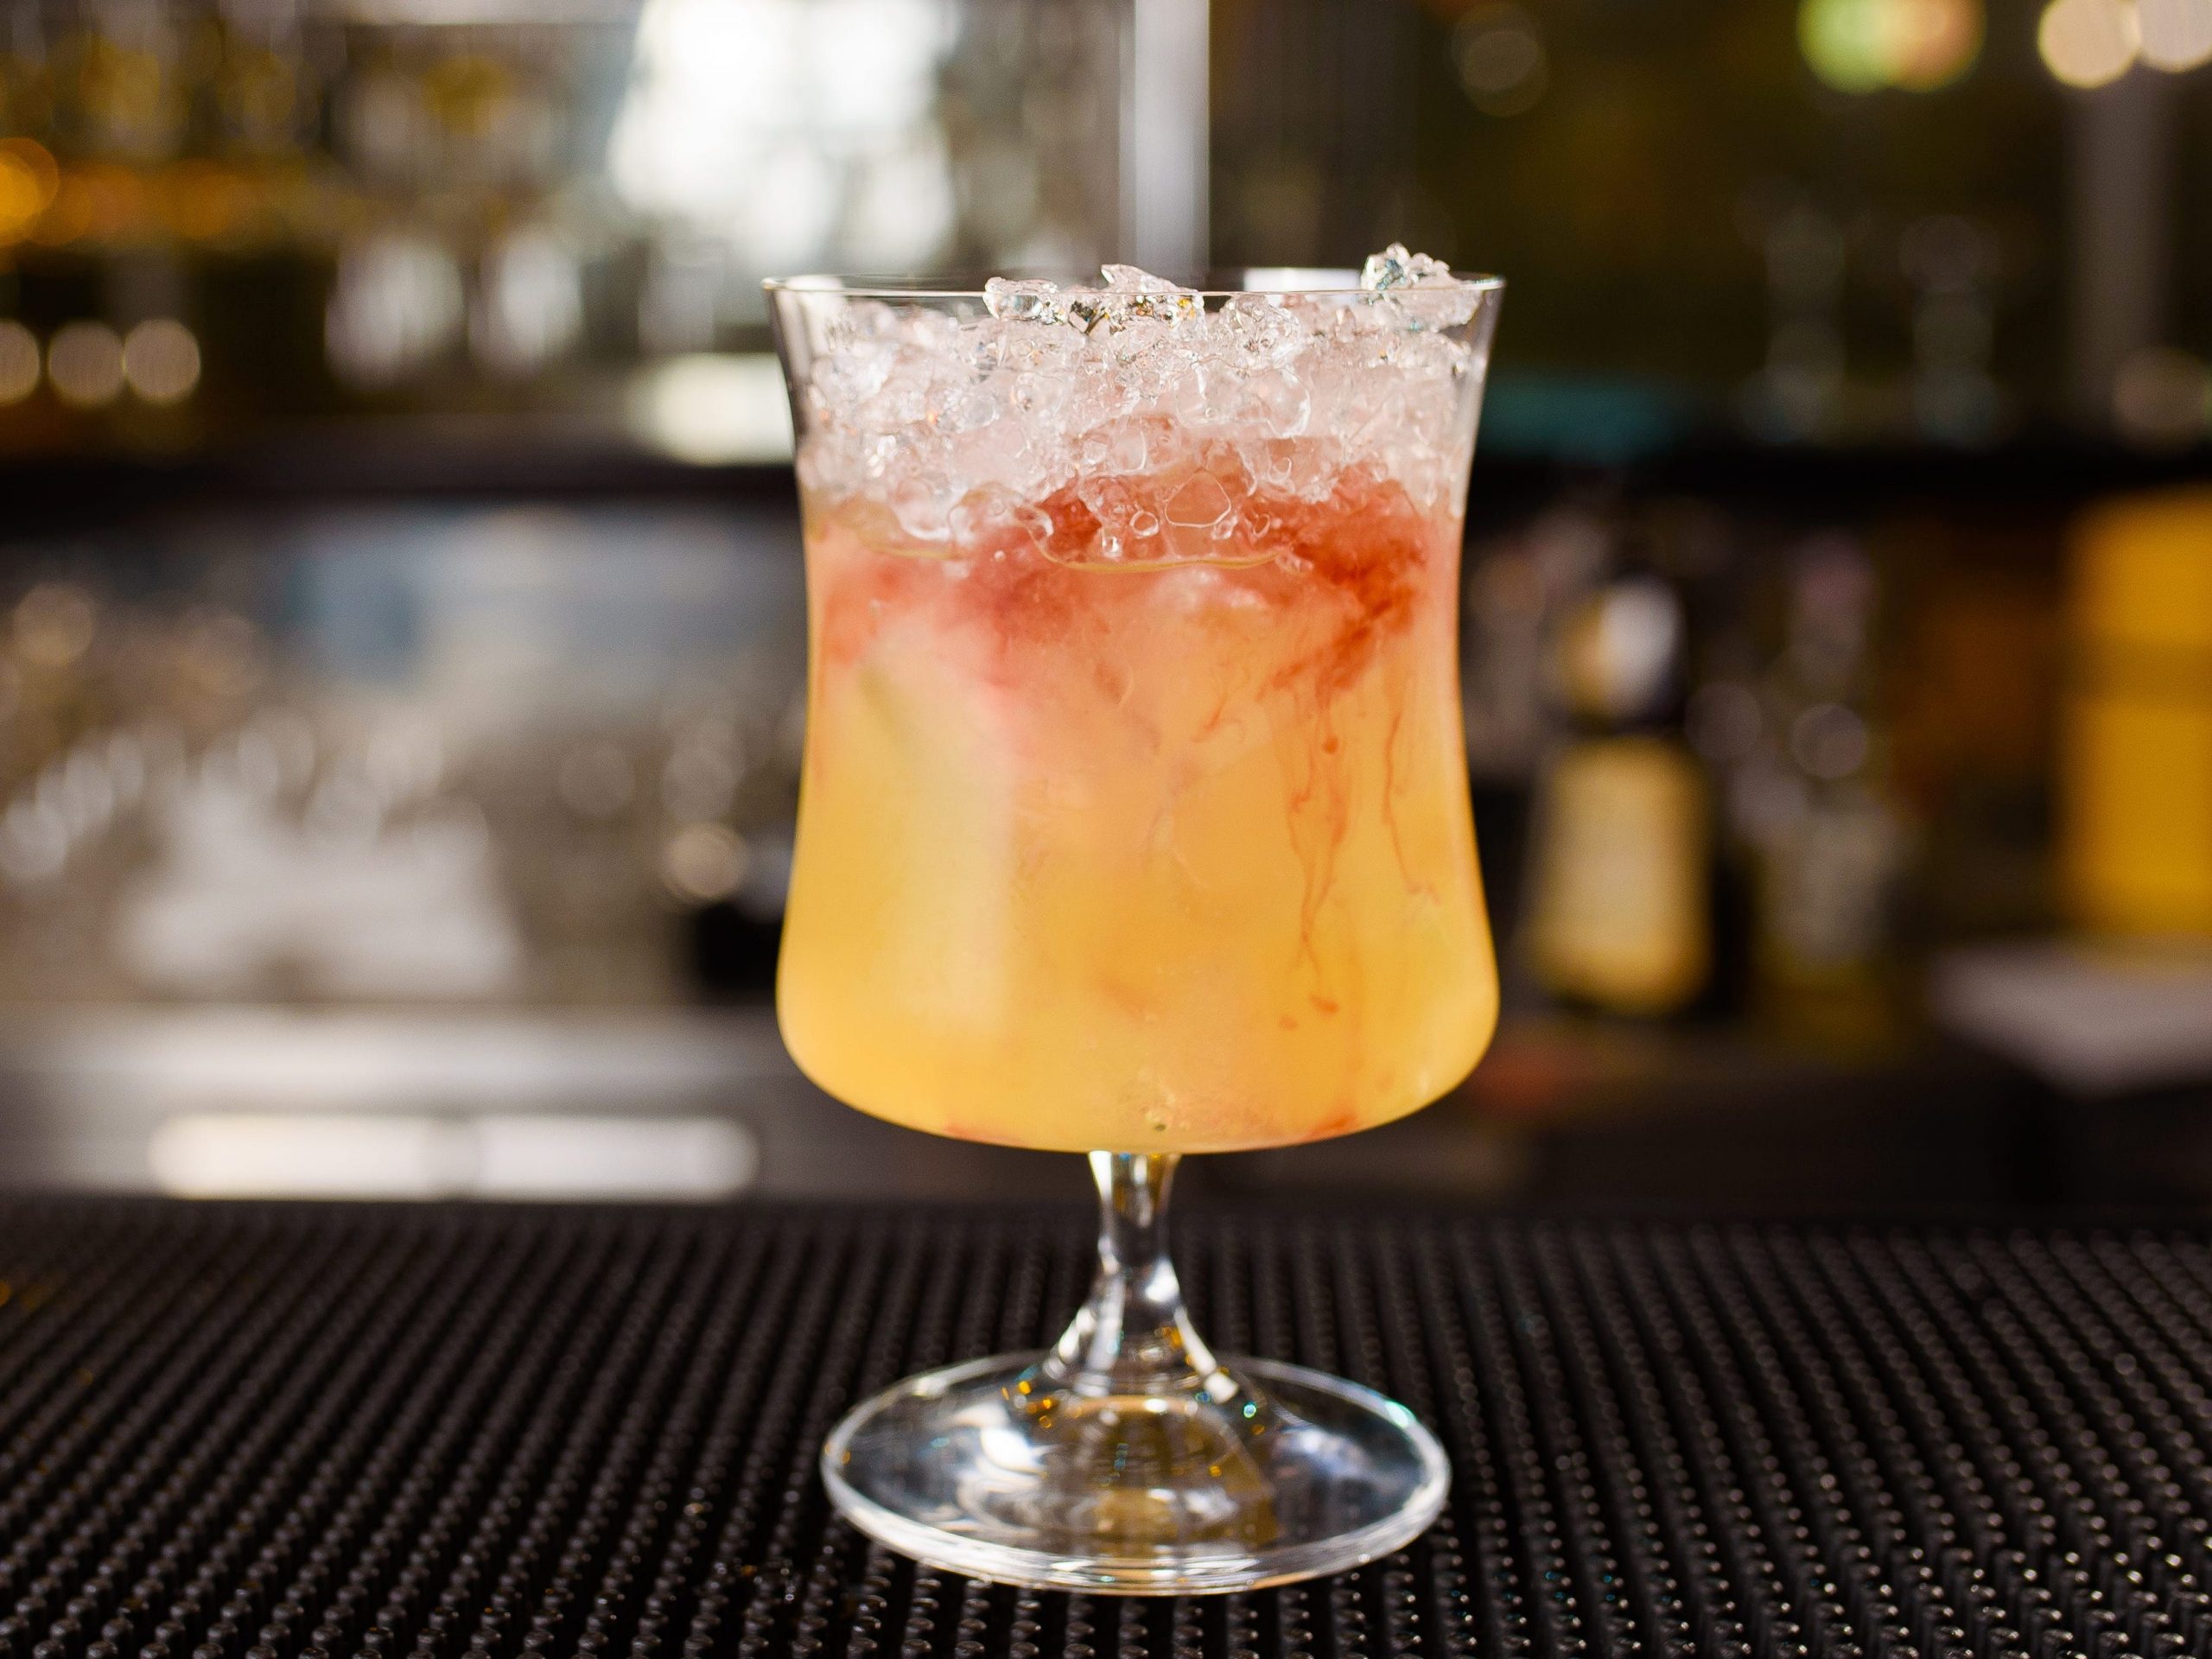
[{"xmin": 767, "ymin": 256, "xmax": 1503, "ymax": 1593}]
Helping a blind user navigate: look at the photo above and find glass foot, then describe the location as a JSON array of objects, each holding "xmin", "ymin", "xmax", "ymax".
[{"xmin": 822, "ymin": 1351, "xmax": 1450, "ymax": 1594}]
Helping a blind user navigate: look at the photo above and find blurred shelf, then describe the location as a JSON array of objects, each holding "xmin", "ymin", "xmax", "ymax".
[
  {"xmin": 0, "ymin": 417, "xmax": 805, "ymax": 536},
  {"xmin": 0, "ymin": 1001, "xmax": 2056, "ymax": 1209},
  {"xmin": 0, "ymin": 1003, "xmax": 1081, "ymax": 1204},
  {"xmin": 1627, "ymin": 434, "xmax": 2212, "ymax": 512},
  {"xmin": 1208, "ymin": 1014, "xmax": 2044, "ymax": 1211},
  {"xmin": 1, "ymin": 423, "xmax": 2206, "ymax": 544}
]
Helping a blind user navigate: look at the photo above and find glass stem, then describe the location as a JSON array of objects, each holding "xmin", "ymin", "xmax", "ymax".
[{"xmin": 1038, "ymin": 1153, "xmax": 1239, "ymax": 1405}]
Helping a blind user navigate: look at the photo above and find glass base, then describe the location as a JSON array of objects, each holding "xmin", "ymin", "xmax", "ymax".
[{"xmin": 822, "ymin": 1351, "xmax": 1450, "ymax": 1594}]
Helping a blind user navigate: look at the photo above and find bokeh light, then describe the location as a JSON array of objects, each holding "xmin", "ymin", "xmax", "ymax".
[
  {"xmin": 46, "ymin": 322, "xmax": 125, "ymax": 409},
  {"xmin": 2139, "ymin": 0, "xmax": 2212, "ymax": 68},
  {"xmin": 609, "ymin": 0, "xmax": 955, "ymax": 270},
  {"xmin": 467, "ymin": 230, "xmax": 582, "ymax": 378},
  {"xmin": 1889, "ymin": 0, "xmax": 1985, "ymax": 86},
  {"xmin": 30, "ymin": 162, "xmax": 142, "ymax": 249},
  {"xmin": 325, "ymin": 234, "xmax": 465, "ymax": 389},
  {"xmin": 0, "ymin": 322, "xmax": 39, "ymax": 405},
  {"xmin": 1452, "ymin": 3, "xmax": 1549, "ymax": 116},
  {"xmin": 0, "ymin": 139, "xmax": 60, "ymax": 245},
  {"xmin": 158, "ymin": 161, "xmax": 257, "ymax": 243},
  {"xmin": 625, "ymin": 354, "xmax": 793, "ymax": 465},
  {"xmin": 123, "ymin": 319, "xmax": 202, "ymax": 405},
  {"xmin": 1801, "ymin": 0, "xmax": 1984, "ymax": 92},
  {"xmin": 662, "ymin": 823, "xmax": 749, "ymax": 904},
  {"xmin": 1802, "ymin": 0, "xmax": 1892, "ymax": 91},
  {"xmin": 2113, "ymin": 346, "xmax": 2210, "ymax": 449},
  {"xmin": 2040, "ymin": 0, "xmax": 2142, "ymax": 86},
  {"xmin": 15, "ymin": 584, "xmax": 99, "ymax": 670}
]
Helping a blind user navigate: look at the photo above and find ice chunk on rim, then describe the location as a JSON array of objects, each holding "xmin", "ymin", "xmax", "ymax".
[
  {"xmin": 1052, "ymin": 264, "xmax": 1198, "ymax": 334},
  {"xmin": 984, "ymin": 277, "xmax": 1062, "ymax": 325},
  {"xmin": 1101, "ymin": 264, "xmax": 1182, "ymax": 289},
  {"xmin": 1358, "ymin": 243, "xmax": 1458, "ymax": 292},
  {"xmin": 1358, "ymin": 242, "xmax": 1480, "ymax": 329}
]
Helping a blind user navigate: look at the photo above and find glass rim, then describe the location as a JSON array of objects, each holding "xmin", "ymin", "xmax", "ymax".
[{"xmin": 762, "ymin": 267, "xmax": 1505, "ymax": 302}]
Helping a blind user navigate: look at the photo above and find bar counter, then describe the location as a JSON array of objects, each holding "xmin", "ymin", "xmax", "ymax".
[{"xmin": 3, "ymin": 1198, "xmax": 2209, "ymax": 1658}]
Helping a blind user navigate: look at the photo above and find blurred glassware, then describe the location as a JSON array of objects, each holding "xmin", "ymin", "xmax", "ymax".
[
  {"xmin": 0, "ymin": 503, "xmax": 805, "ymax": 1007},
  {"xmin": 1738, "ymin": 195, "xmax": 1850, "ymax": 443},
  {"xmin": 1726, "ymin": 537, "xmax": 1910, "ymax": 1040},
  {"xmin": 1899, "ymin": 215, "xmax": 2006, "ymax": 447}
]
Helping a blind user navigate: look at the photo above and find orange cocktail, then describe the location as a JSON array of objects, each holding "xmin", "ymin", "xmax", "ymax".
[
  {"xmin": 774, "ymin": 256, "xmax": 1501, "ymax": 1153},
  {"xmin": 774, "ymin": 255, "xmax": 1504, "ymax": 1596}
]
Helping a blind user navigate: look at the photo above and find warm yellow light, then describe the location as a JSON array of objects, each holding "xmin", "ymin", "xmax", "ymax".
[
  {"xmin": 123, "ymin": 318, "xmax": 201, "ymax": 405},
  {"xmin": 0, "ymin": 322, "xmax": 38, "ymax": 405},
  {"xmin": 30, "ymin": 162, "xmax": 141, "ymax": 249},
  {"xmin": 1801, "ymin": 0, "xmax": 1983, "ymax": 92},
  {"xmin": 0, "ymin": 148, "xmax": 50, "ymax": 246},
  {"xmin": 2040, "ymin": 0, "xmax": 2142, "ymax": 86},
  {"xmin": 47, "ymin": 321, "xmax": 124, "ymax": 409},
  {"xmin": 2139, "ymin": 0, "xmax": 2212, "ymax": 67},
  {"xmin": 0, "ymin": 139, "xmax": 59, "ymax": 245},
  {"xmin": 160, "ymin": 160, "xmax": 256, "ymax": 242}
]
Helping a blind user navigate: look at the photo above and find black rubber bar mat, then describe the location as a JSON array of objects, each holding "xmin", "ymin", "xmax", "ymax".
[{"xmin": 1, "ymin": 1199, "xmax": 2209, "ymax": 1657}]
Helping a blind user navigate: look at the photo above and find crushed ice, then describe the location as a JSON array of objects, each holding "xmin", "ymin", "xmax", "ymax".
[
  {"xmin": 1359, "ymin": 242, "xmax": 1483, "ymax": 330},
  {"xmin": 801, "ymin": 248, "xmax": 1491, "ymax": 562}
]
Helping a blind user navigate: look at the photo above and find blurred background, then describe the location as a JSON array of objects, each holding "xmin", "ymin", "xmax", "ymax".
[{"xmin": 0, "ymin": 0, "xmax": 2209, "ymax": 1209}]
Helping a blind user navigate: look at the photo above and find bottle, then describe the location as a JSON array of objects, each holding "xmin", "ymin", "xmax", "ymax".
[{"xmin": 1524, "ymin": 543, "xmax": 1715, "ymax": 1018}]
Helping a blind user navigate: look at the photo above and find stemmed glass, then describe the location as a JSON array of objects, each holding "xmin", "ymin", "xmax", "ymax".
[{"xmin": 768, "ymin": 257, "xmax": 1503, "ymax": 1593}]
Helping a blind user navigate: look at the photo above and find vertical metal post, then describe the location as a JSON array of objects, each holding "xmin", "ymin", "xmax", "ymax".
[
  {"xmin": 1123, "ymin": 0, "xmax": 1210, "ymax": 274},
  {"xmin": 2068, "ymin": 68, "xmax": 2176, "ymax": 423}
]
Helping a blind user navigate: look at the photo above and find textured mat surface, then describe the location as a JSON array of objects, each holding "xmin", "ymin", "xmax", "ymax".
[{"xmin": 2, "ymin": 1200, "xmax": 2211, "ymax": 1656}]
